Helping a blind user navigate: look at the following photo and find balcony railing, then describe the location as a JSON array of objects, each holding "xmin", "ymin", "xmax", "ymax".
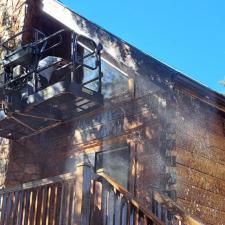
[{"xmin": 0, "ymin": 163, "xmax": 201, "ymax": 225}]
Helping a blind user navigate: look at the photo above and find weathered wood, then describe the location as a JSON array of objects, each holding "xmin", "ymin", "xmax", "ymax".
[
  {"xmin": 73, "ymin": 162, "xmax": 92, "ymax": 225},
  {"xmin": 28, "ymin": 190, "xmax": 37, "ymax": 225},
  {"xmin": 11, "ymin": 191, "xmax": 20, "ymax": 225},
  {"xmin": 107, "ymin": 188, "xmax": 115, "ymax": 225},
  {"xmin": 114, "ymin": 194, "xmax": 122, "ymax": 225},
  {"xmin": 58, "ymin": 183, "xmax": 65, "ymax": 225},
  {"xmin": 176, "ymin": 148, "xmax": 225, "ymax": 181},
  {"xmin": 61, "ymin": 182, "xmax": 69, "ymax": 225},
  {"xmin": 176, "ymin": 182, "xmax": 225, "ymax": 213},
  {"xmin": 5, "ymin": 192, "xmax": 13, "ymax": 225},
  {"xmin": 55, "ymin": 183, "xmax": 63, "ymax": 225},
  {"xmin": 17, "ymin": 191, "xmax": 25, "ymax": 225},
  {"xmin": 69, "ymin": 181, "xmax": 76, "ymax": 225},
  {"xmin": 177, "ymin": 198, "xmax": 225, "ymax": 225},
  {"xmin": 97, "ymin": 170, "xmax": 165, "ymax": 225},
  {"xmin": 176, "ymin": 164, "xmax": 225, "ymax": 197},
  {"xmin": 101, "ymin": 181, "xmax": 108, "ymax": 225},
  {"xmin": 0, "ymin": 172, "xmax": 77, "ymax": 194}
]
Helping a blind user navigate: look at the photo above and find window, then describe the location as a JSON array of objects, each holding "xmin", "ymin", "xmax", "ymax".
[
  {"xmin": 95, "ymin": 146, "xmax": 130, "ymax": 188},
  {"xmin": 83, "ymin": 49, "xmax": 129, "ymax": 98}
]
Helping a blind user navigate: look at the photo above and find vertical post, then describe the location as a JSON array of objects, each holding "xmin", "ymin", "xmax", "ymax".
[
  {"xmin": 128, "ymin": 78, "xmax": 135, "ymax": 100},
  {"xmin": 71, "ymin": 32, "xmax": 76, "ymax": 83},
  {"xmin": 73, "ymin": 162, "xmax": 92, "ymax": 225},
  {"xmin": 129, "ymin": 142, "xmax": 137, "ymax": 197},
  {"xmin": 97, "ymin": 46, "xmax": 102, "ymax": 94}
]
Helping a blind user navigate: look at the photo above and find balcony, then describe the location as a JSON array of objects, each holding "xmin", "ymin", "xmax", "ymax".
[{"xmin": 0, "ymin": 162, "xmax": 197, "ymax": 225}]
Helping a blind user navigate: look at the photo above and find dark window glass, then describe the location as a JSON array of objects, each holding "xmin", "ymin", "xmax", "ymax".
[
  {"xmin": 83, "ymin": 49, "xmax": 129, "ymax": 98},
  {"xmin": 95, "ymin": 146, "xmax": 130, "ymax": 188}
]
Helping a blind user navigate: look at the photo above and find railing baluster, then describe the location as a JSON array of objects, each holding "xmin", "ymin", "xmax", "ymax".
[
  {"xmin": 121, "ymin": 200, "xmax": 127, "ymax": 225},
  {"xmin": 114, "ymin": 193, "xmax": 122, "ymax": 225},
  {"xmin": 35, "ymin": 187, "xmax": 43, "ymax": 225},
  {"xmin": 5, "ymin": 192, "xmax": 13, "ymax": 225},
  {"xmin": 54, "ymin": 183, "xmax": 63, "ymax": 225},
  {"xmin": 30, "ymin": 190, "xmax": 35, "ymax": 225},
  {"xmin": 134, "ymin": 208, "xmax": 139, "ymax": 225},
  {"xmin": 69, "ymin": 180, "xmax": 76, "ymax": 225},
  {"xmin": 161, "ymin": 205, "xmax": 167, "ymax": 225},
  {"xmin": 33, "ymin": 189, "xmax": 39, "ymax": 225},
  {"xmin": 46, "ymin": 186, "xmax": 52, "ymax": 225},
  {"xmin": 17, "ymin": 191, "xmax": 25, "ymax": 225},
  {"xmin": 129, "ymin": 205, "xmax": 134, "ymax": 225},
  {"xmin": 10, "ymin": 191, "xmax": 19, "ymax": 225},
  {"xmin": 0, "ymin": 194, "xmax": 3, "ymax": 223},
  {"xmin": 41, "ymin": 186, "xmax": 48, "ymax": 225},
  {"xmin": 62, "ymin": 182, "xmax": 69, "ymax": 225},
  {"xmin": 107, "ymin": 188, "xmax": 115, "ymax": 225},
  {"xmin": 0, "ymin": 193, "xmax": 7, "ymax": 225},
  {"xmin": 101, "ymin": 180, "xmax": 108, "ymax": 225},
  {"xmin": 58, "ymin": 182, "xmax": 65, "ymax": 225},
  {"xmin": 24, "ymin": 190, "xmax": 32, "ymax": 225},
  {"xmin": 49, "ymin": 185, "xmax": 57, "ymax": 225},
  {"xmin": 67, "ymin": 181, "xmax": 74, "ymax": 225}
]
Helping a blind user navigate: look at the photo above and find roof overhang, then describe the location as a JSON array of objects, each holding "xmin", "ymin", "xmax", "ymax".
[{"xmin": 42, "ymin": 0, "xmax": 225, "ymax": 113}]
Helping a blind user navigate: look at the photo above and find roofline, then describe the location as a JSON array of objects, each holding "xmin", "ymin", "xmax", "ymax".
[{"xmin": 42, "ymin": 0, "xmax": 225, "ymax": 112}]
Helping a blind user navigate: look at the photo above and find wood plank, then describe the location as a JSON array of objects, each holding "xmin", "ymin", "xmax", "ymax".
[
  {"xmin": 176, "ymin": 164, "xmax": 225, "ymax": 197},
  {"xmin": 28, "ymin": 190, "xmax": 34, "ymax": 225},
  {"xmin": 58, "ymin": 183, "xmax": 65, "ymax": 225},
  {"xmin": 134, "ymin": 208, "xmax": 139, "ymax": 225},
  {"xmin": 36, "ymin": 187, "xmax": 44, "ymax": 225},
  {"xmin": 121, "ymin": 201, "xmax": 128, "ymax": 225},
  {"xmin": 101, "ymin": 181, "xmax": 108, "ymax": 225},
  {"xmin": 4, "ymin": 192, "xmax": 13, "ymax": 225},
  {"xmin": 97, "ymin": 171, "xmax": 165, "ymax": 225},
  {"xmin": 67, "ymin": 181, "xmax": 74, "ymax": 225},
  {"xmin": 176, "ymin": 125, "xmax": 225, "ymax": 152},
  {"xmin": 0, "ymin": 194, "xmax": 7, "ymax": 225},
  {"xmin": 176, "ymin": 148, "xmax": 225, "ymax": 181},
  {"xmin": 0, "ymin": 194, "xmax": 3, "ymax": 223},
  {"xmin": 69, "ymin": 181, "xmax": 76, "ymax": 225},
  {"xmin": 10, "ymin": 191, "xmax": 19, "ymax": 225},
  {"xmin": 33, "ymin": 189, "xmax": 39, "ymax": 225},
  {"xmin": 177, "ymin": 198, "xmax": 225, "ymax": 225},
  {"xmin": 46, "ymin": 186, "xmax": 52, "ymax": 225},
  {"xmin": 23, "ymin": 190, "xmax": 31, "ymax": 225},
  {"xmin": 17, "ymin": 191, "xmax": 25, "ymax": 225},
  {"xmin": 176, "ymin": 182, "xmax": 225, "ymax": 213},
  {"xmin": 107, "ymin": 189, "xmax": 115, "ymax": 225},
  {"xmin": 62, "ymin": 182, "xmax": 69, "ymax": 225},
  {"xmin": 49, "ymin": 185, "xmax": 57, "ymax": 225},
  {"xmin": 114, "ymin": 194, "xmax": 122, "ymax": 225},
  {"xmin": 54, "ymin": 183, "xmax": 63, "ymax": 225},
  {"xmin": 0, "ymin": 173, "xmax": 76, "ymax": 195},
  {"xmin": 176, "ymin": 134, "xmax": 225, "ymax": 166}
]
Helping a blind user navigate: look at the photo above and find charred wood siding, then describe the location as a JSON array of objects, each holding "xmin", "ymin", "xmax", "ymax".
[
  {"xmin": 174, "ymin": 92, "xmax": 225, "ymax": 225},
  {"xmin": 1, "ymin": 1, "xmax": 225, "ymax": 224}
]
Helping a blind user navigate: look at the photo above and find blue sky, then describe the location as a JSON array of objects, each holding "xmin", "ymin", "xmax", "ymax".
[{"xmin": 61, "ymin": 0, "xmax": 225, "ymax": 94}]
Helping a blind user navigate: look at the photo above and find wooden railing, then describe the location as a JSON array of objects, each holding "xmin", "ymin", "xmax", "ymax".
[
  {"xmin": 0, "ymin": 162, "xmax": 202, "ymax": 225},
  {"xmin": 0, "ymin": 163, "xmax": 92, "ymax": 225},
  {"xmin": 94, "ymin": 169, "xmax": 165, "ymax": 225}
]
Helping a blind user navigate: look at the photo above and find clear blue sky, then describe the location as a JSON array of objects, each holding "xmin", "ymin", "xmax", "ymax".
[{"xmin": 61, "ymin": 0, "xmax": 225, "ymax": 94}]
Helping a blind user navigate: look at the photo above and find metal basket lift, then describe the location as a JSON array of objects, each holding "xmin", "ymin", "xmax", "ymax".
[{"xmin": 0, "ymin": 28, "xmax": 103, "ymax": 140}]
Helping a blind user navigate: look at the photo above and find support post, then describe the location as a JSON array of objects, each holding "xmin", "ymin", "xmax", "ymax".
[{"xmin": 73, "ymin": 162, "xmax": 92, "ymax": 225}]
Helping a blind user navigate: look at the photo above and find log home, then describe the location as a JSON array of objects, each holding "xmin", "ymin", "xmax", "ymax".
[{"xmin": 0, "ymin": 0, "xmax": 224, "ymax": 224}]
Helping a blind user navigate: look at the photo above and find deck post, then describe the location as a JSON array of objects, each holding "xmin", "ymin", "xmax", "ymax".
[{"xmin": 73, "ymin": 161, "xmax": 92, "ymax": 225}]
